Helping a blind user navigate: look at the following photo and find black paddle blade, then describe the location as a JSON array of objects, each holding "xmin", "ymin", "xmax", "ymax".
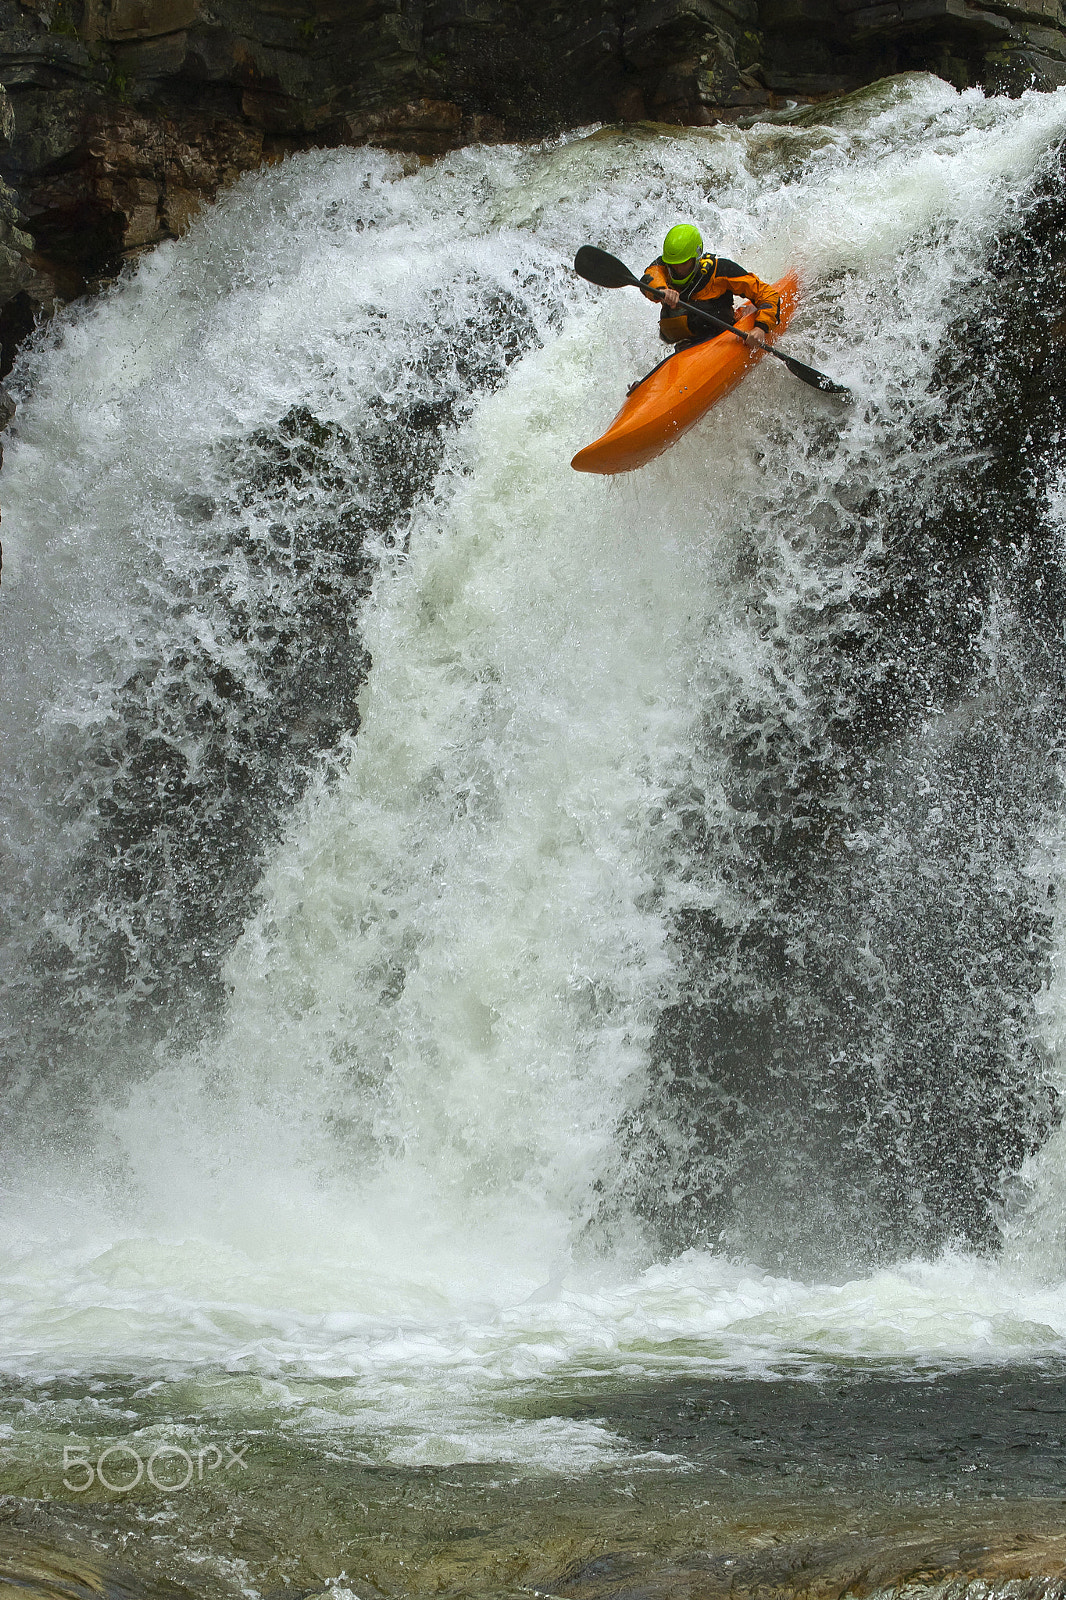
[
  {"xmin": 774, "ymin": 348, "xmax": 851, "ymax": 399},
  {"xmin": 574, "ymin": 245, "xmax": 640, "ymax": 289}
]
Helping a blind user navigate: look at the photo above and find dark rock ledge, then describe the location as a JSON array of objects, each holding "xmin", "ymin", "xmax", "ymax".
[{"xmin": 0, "ymin": 0, "xmax": 1061, "ymax": 371}]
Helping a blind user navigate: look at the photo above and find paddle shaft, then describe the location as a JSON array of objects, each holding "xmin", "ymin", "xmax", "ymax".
[
  {"xmin": 643, "ymin": 278, "xmax": 849, "ymax": 397},
  {"xmin": 648, "ymin": 281, "xmax": 792, "ymax": 367},
  {"xmin": 571, "ymin": 247, "xmax": 850, "ymax": 399}
]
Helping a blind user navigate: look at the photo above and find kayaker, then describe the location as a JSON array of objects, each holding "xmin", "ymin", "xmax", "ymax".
[{"xmin": 641, "ymin": 224, "xmax": 781, "ymax": 350}]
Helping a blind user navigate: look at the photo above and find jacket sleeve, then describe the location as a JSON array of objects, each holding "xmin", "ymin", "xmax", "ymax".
[
  {"xmin": 640, "ymin": 261, "xmax": 668, "ymax": 304},
  {"xmin": 701, "ymin": 258, "xmax": 781, "ymax": 332}
]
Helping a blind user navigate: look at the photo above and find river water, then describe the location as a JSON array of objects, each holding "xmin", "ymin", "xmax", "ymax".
[{"xmin": 4, "ymin": 72, "xmax": 1066, "ymax": 1599}]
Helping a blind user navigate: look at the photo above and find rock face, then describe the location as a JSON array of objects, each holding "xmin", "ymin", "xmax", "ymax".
[{"xmin": 0, "ymin": 0, "xmax": 1063, "ymax": 362}]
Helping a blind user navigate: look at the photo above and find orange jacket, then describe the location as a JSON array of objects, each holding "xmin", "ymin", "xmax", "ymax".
[{"xmin": 641, "ymin": 253, "xmax": 781, "ymax": 346}]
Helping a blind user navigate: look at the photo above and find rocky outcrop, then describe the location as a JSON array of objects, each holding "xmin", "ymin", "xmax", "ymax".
[{"xmin": 0, "ymin": 0, "xmax": 1062, "ymax": 366}]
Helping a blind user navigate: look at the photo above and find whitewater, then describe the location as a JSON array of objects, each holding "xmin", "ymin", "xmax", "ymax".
[{"xmin": 5, "ymin": 74, "xmax": 1066, "ymax": 1481}]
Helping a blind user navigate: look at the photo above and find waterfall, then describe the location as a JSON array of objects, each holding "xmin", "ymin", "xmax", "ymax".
[{"xmin": 5, "ymin": 75, "xmax": 1066, "ymax": 1469}]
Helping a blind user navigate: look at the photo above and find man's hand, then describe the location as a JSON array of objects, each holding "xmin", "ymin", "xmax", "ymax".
[
  {"xmin": 662, "ymin": 286, "xmax": 681, "ymax": 310},
  {"xmin": 744, "ymin": 325, "xmax": 768, "ymax": 349}
]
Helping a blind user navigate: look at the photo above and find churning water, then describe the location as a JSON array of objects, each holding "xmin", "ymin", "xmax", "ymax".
[{"xmin": 6, "ymin": 72, "xmax": 1066, "ymax": 1588}]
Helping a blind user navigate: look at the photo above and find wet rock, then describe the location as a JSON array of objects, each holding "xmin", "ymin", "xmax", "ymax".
[
  {"xmin": 15, "ymin": 100, "xmax": 268, "ymax": 289},
  {"xmin": 342, "ymin": 96, "xmax": 466, "ymax": 154}
]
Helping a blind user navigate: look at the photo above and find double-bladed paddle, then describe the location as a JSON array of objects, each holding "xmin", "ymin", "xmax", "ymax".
[{"xmin": 574, "ymin": 245, "xmax": 851, "ymax": 400}]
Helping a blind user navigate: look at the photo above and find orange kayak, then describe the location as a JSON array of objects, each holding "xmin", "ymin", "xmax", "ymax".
[{"xmin": 571, "ymin": 272, "xmax": 800, "ymax": 476}]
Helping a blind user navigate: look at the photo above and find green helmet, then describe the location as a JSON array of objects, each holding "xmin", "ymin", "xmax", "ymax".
[{"xmin": 662, "ymin": 223, "xmax": 703, "ymax": 264}]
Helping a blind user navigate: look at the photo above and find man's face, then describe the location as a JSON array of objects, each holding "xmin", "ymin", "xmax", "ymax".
[{"xmin": 668, "ymin": 257, "xmax": 697, "ymax": 283}]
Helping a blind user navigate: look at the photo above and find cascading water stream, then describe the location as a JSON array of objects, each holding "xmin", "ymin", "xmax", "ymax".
[{"xmin": 6, "ymin": 77, "xmax": 1066, "ymax": 1488}]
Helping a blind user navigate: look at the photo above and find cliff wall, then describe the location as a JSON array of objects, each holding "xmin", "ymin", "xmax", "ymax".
[{"xmin": 0, "ymin": 0, "xmax": 1062, "ymax": 365}]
